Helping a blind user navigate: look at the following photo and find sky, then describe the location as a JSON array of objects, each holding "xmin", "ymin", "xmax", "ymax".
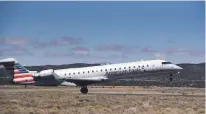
[{"xmin": 0, "ymin": 1, "xmax": 205, "ymax": 65}]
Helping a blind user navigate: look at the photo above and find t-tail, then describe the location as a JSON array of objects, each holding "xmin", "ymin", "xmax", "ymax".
[{"xmin": 0, "ymin": 58, "xmax": 35, "ymax": 85}]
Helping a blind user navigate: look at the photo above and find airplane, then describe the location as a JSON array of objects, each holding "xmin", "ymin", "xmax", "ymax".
[{"xmin": 0, "ymin": 58, "xmax": 182, "ymax": 94}]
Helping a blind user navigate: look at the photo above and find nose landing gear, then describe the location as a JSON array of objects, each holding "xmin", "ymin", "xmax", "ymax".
[{"xmin": 169, "ymin": 74, "xmax": 173, "ymax": 82}]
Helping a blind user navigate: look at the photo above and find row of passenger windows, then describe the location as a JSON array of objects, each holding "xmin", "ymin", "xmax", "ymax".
[{"xmin": 64, "ymin": 64, "xmax": 152, "ymax": 75}]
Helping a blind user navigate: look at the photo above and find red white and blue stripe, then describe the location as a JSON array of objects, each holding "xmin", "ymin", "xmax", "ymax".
[
  {"xmin": 3, "ymin": 62, "xmax": 35, "ymax": 84},
  {"xmin": 13, "ymin": 63, "xmax": 35, "ymax": 84}
]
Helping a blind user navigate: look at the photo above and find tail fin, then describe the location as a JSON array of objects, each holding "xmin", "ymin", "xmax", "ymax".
[{"xmin": 0, "ymin": 58, "xmax": 35, "ymax": 84}]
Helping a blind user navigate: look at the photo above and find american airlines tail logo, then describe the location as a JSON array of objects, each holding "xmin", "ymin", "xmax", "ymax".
[
  {"xmin": 13, "ymin": 63, "xmax": 35, "ymax": 84},
  {"xmin": 14, "ymin": 63, "xmax": 29, "ymax": 74}
]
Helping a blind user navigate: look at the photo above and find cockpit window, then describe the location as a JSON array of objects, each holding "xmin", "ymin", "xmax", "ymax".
[{"xmin": 162, "ymin": 62, "xmax": 172, "ymax": 64}]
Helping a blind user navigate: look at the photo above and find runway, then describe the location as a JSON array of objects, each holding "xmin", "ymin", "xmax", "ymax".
[
  {"xmin": 0, "ymin": 85, "xmax": 204, "ymax": 96},
  {"xmin": 84, "ymin": 92, "xmax": 204, "ymax": 97},
  {"xmin": 0, "ymin": 86, "xmax": 205, "ymax": 114}
]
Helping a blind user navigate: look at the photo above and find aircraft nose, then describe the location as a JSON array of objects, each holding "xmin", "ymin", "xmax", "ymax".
[{"xmin": 174, "ymin": 65, "xmax": 183, "ymax": 70}]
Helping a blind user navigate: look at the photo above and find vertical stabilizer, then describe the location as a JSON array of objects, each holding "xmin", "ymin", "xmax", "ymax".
[{"xmin": 0, "ymin": 58, "xmax": 35, "ymax": 84}]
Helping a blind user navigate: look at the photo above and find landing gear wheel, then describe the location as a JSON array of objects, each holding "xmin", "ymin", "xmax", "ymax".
[
  {"xmin": 80, "ymin": 87, "xmax": 88, "ymax": 94},
  {"xmin": 169, "ymin": 74, "xmax": 173, "ymax": 82}
]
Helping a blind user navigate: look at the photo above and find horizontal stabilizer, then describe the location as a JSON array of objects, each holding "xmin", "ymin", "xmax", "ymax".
[{"xmin": 0, "ymin": 58, "xmax": 17, "ymax": 64}]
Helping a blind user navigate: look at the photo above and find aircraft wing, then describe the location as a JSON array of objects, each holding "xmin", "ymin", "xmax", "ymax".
[
  {"xmin": 63, "ymin": 78, "xmax": 107, "ymax": 86},
  {"xmin": 53, "ymin": 71, "xmax": 107, "ymax": 86}
]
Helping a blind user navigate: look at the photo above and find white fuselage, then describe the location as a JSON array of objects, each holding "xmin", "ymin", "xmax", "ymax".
[{"xmin": 52, "ymin": 60, "xmax": 182, "ymax": 82}]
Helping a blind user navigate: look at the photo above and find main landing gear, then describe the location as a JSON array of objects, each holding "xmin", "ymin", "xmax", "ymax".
[
  {"xmin": 80, "ymin": 86, "xmax": 88, "ymax": 94},
  {"xmin": 169, "ymin": 74, "xmax": 173, "ymax": 82}
]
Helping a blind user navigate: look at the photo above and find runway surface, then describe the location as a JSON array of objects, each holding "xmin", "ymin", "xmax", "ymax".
[{"xmin": 0, "ymin": 86, "xmax": 205, "ymax": 114}]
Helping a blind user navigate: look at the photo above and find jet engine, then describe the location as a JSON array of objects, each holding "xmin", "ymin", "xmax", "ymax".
[
  {"xmin": 33, "ymin": 69, "xmax": 54, "ymax": 81},
  {"xmin": 34, "ymin": 69, "xmax": 54, "ymax": 77}
]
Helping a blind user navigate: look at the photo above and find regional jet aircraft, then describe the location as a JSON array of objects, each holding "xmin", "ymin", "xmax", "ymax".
[{"xmin": 0, "ymin": 58, "xmax": 182, "ymax": 94}]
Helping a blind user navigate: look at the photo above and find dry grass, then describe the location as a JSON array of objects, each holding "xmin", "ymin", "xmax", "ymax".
[{"xmin": 0, "ymin": 86, "xmax": 205, "ymax": 114}]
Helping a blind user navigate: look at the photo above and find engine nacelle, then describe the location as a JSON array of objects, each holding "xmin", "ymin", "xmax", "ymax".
[{"xmin": 34, "ymin": 69, "xmax": 54, "ymax": 77}]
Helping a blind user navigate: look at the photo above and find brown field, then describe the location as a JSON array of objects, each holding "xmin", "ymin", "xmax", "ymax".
[{"xmin": 0, "ymin": 85, "xmax": 205, "ymax": 114}]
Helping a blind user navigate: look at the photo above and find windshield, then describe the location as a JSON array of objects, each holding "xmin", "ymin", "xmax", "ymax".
[{"xmin": 162, "ymin": 62, "xmax": 172, "ymax": 64}]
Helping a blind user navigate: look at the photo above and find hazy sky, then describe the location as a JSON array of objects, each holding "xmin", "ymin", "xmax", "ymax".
[{"xmin": 0, "ymin": 1, "xmax": 205, "ymax": 65}]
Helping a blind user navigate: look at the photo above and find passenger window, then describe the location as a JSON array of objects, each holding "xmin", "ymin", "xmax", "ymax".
[
  {"xmin": 69, "ymin": 73, "xmax": 71, "ymax": 75},
  {"xmin": 92, "ymin": 70, "xmax": 94, "ymax": 72},
  {"xmin": 147, "ymin": 65, "xmax": 149, "ymax": 67},
  {"xmin": 124, "ymin": 67, "xmax": 126, "ymax": 69},
  {"xmin": 73, "ymin": 73, "xmax": 75, "ymax": 75},
  {"xmin": 88, "ymin": 71, "xmax": 89, "ymax": 73},
  {"xmin": 65, "ymin": 73, "xmax": 66, "ymax": 76},
  {"xmin": 115, "ymin": 68, "xmax": 116, "ymax": 70},
  {"xmin": 119, "ymin": 68, "xmax": 121, "ymax": 70},
  {"xmin": 134, "ymin": 66, "xmax": 135, "ymax": 68},
  {"xmin": 129, "ymin": 67, "xmax": 130, "ymax": 69},
  {"xmin": 78, "ymin": 72, "xmax": 80, "ymax": 74},
  {"xmin": 110, "ymin": 68, "xmax": 112, "ymax": 71},
  {"xmin": 101, "ymin": 69, "xmax": 102, "ymax": 72},
  {"xmin": 105, "ymin": 69, "xmax": 107, "ymax": 71},
  {"xmin": 83, "ymin": 71, "xmax": 85, "ymax": 74}
]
